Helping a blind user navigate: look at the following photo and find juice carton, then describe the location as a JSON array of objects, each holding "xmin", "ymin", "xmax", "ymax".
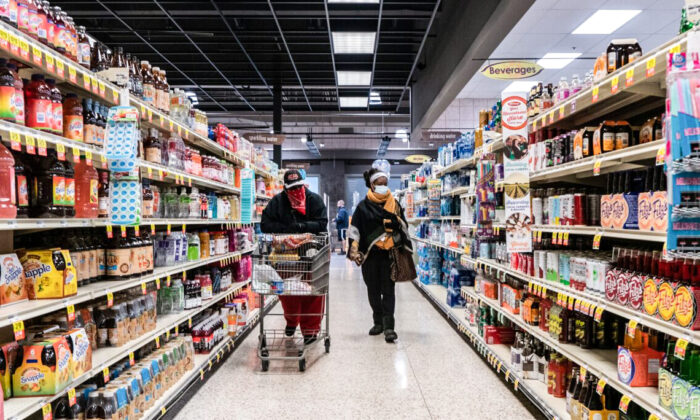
[
  {"xmin": 0, "ymin": 342, "xmax": 19, "ymax": 399},
  {"xmin": 17, "ymin": 248, "xmax": 77, "ymax": 299},
  {"xmin": 13, "ymin": 337, "xmax": 72, "ymax": 396},
  {"xmin": 617, "ymin": 343, "xmax": 663, "ymax": 387},
  {"xmin": 0, "ymin": 253, "xmax": 28, "ymax": 306}
]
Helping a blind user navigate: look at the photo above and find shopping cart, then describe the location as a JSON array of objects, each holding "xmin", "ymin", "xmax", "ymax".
[{"xmin": 252, "ymin": 233, "xmax": 331, "ymax": 372}]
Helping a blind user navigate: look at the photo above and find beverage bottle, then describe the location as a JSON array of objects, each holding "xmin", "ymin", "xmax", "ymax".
[
  {"xmin": 16, "ymin": 0, "xmax": 30, "ymax": 35},
  {"xmin": 0, "ymin": 59, "xmax": 15, "ymax": 122},
  {"xmin": 77, "ymin": 25, "xmax": 90, "ymax": 68},
  {"xmin": 65, "ymin": 15, "xmax": 76, "ymax": 61},
  {"xmin": 141, "ymin": 60, "xmax": 155, "ymax": 105},
  {"xmin": 570, "ymin": 74, "xmax": 581, "ymax": 95},
  {"xmin": 46, "ymin": 78, "xmax": 62, "ymax": 135},
  {"xmin": 557, "ymin": 77, "xmax": 570, "ymax": 103},
  {"xmin": 189, "ymin": 186, "xmax": 200, "ymax": 218},
  {"xmin": 97, "ymin": 170, "xmax": 109, "ymax": 218},
  {"xmin": 74, "ymin": 160, "xmax": 98, "ymax": 218},
  {"xmin": 0, "ymin": 140, "xmax": 15, "ymax": 218},
  {"xmin": 82, "ymin": 98, "xmax": 95, "ymax": 144},
  {"xmin": 84, "ymin": 391, "xmax": 104, "ymax": 420},
  {"xmin": 142, "ymin": 178, "xmax": 154, "ymax": 218},
  {"xmin": 161, "ymin": 70, "xmax": 170, "ymax": 112},
  {"xmin": 7, "ymin": 62, "xmax": 24, "ymax": 126},
  {"xmin": 63, "ymin": 159, "xmax": 74, "ymax": 217},
  {"xmin": 132, "ymin": 55, "xmax": 143, "ymax": 98},
  {"xmin": 566, "ymin": 366, "xmax": 579, "ymax": 414},
  {"xmin": 35, "ymin": 0, "xmax": 48, "ymax": 44},
  {"xmin": 152, "ymin": 66, "xmax": 162, "ymax": 111},
  {"xmin": 12, "ymin": 151, "xmax": 28, "ymax": 218},
  {"xmin": 31, "ymin": 150, "xmax": 64, "ymax": 217},
  {"xmin": 143, "ymin": 128, "xmax": 161, "ymax": 163},
  {"xmin": 44, "ymin": 1, "xmax": 55, "ymax": 48},
  {"xmin": 63, "ymin": 93, "xmax": 83, "ymax": 141},
  {"xmin": 111, "ymin": 46, "xmax": 127, "ymax": 88},
  {"xmin": 51, "ymin": 6, "xmax": 65, "ymax": 54},
  {"xmin": 178, "ymin": 187, "xmax": 189, "ymax": 218},
  {"xmin": 25, "ymin": 73, "xmax": 52, "ymax": 131},
  {"xmin": 95, "ymin": 102, "xmax": 106, "ymax": 145}
]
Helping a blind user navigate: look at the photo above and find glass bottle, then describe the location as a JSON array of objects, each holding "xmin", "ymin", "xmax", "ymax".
[
  {"xmin": 97, "ymin": 170, "xmax": 109, "ymax": 218},
  {"xmin": 77, "ymin": 25, "xmax": 91, "ymax": 68},
  {"xmin": 141, "ymin": 60, "xmax": 155, "ymax": 105}
]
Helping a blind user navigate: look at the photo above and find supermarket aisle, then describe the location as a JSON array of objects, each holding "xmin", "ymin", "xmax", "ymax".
[{"xmin": 174, "ymin": 255, "xmax": 536, "ymax": 420}]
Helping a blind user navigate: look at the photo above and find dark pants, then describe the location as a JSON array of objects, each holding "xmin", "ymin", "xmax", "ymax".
[{"xmin": 361, "ymin": 248, "xmax": 396, "ymax": 329}]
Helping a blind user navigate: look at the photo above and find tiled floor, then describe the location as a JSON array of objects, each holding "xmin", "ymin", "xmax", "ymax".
[{"xmin": 174, "ymin": 255, "xmax": 536, "ymax": 420}]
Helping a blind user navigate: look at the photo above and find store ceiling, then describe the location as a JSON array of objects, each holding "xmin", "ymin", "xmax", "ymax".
[{"xmin": 457, "ymin": 0, "xmax": 682, "ymax": 99}]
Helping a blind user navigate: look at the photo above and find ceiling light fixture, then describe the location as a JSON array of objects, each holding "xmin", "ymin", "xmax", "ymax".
[
  {"xmin": 301, "ymin": 136, "xmax": 308, "ymax": 143},
  {"xmin": 503, "ymin": 81, "xmax": 539, "ymax": 93},
  {"xmin": 572, "ymin": 9, "xmax": 641, "ymax": 35},
  {"xmin": 536, "ymin": 53, "xmax": 582, "ymax": 69},
  {"xmin": 339, "ymin": 96, "xmax": 369, "ymax": 108},
  {"xmin": 395, "ymin": 129, "xmax": 408, "ymax": 143},
  {"xmin": 320, "ymin": 143, "xmax": 325, "ymax": 148},
  {"xmin": 328, "ymin": 0, "xmax": 379, "ymax": 3},
  {"xmin": 337, "ymin": 71, "xmax": 372, "ymax": 86},
  {"xmin": 332, "ymin": 32, "xmax": 376, "ymax": 54},
  {"xmin": 369, "ymin": 91, "xmax": 382, "ymax": 105}
]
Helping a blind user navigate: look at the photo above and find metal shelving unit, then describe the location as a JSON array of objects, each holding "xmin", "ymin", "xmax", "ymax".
[
  {"xmin": 434, "ymin": 135, "xmax": 504, "ymax": 177},
  {"xmin": 531, "ymin": 225, "xmax": 667, "ymax": 243}
]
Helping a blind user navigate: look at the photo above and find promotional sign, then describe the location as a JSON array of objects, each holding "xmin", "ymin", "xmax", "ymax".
[
  {"xmin": 481, "ymin": 61, "xmax": 543, "ymax": 80},
  {"xmin": 421, "ymin": 130, "xmax": 462, "ymax": 143},
  {"xmin": 502, "ymin": 92, "xmax": 532, "ymax": 252},
  {"xmin": 405, "ymin": 154, "xmax": 432, "ymax": 164},
  {"xmin": 284, "ymin": 162, "xmax": 310, "ymax": 170},
  {"xmin": 243, "ymin": 132, "xmax": 286, "ymax": 145}
]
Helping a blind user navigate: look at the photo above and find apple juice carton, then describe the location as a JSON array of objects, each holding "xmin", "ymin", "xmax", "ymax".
[{"xmin": 13, "ymin": 336, "xmax": 72, "ymax": 396}]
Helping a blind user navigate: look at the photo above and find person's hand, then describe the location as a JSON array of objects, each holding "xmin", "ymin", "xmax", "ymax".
[{"xmin": 350, "ymin": 253, "xmax": 363, "ymax": 266}]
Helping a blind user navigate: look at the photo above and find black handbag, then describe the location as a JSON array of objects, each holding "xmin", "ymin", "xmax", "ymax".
[{"xmin": 390, "ymin": 246, "xmax": 417, "ymax": 283}]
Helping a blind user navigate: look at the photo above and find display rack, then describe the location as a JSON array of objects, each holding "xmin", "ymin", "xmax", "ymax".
[{"xmin": 434, "ymin": 135, "xmax": 504, "ymax": 177}]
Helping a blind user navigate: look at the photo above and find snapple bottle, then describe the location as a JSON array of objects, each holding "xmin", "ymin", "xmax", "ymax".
[
  {"xmin": 16, "ymin": 0, "xmax": 30, "ymax": 35},
  {"xmin": 12, "ymin": 151, "xmax": 28, "ymax": 218},
  {"xmin": 31, "ymin": 150, "xmax": 64, "ymax": 217},
  {"xmin": 7, "ymin": 62, "xmax": 24, "ymax": 126},
  {"xmin": 0, "ymin": 141, "xmax": 15, "ymax": 218},
  {"xmin": 74, "ymin": 160, "xmax": 98, "ymax": 218},
  {"xmin": 0, "ymin": 59, "xmax": 15, "ymax": 122},
  {"xmin": 46, "ymin": 78, "xmax": 62, "ymax": 135},
  {"xmin": 63, "ymin": 93, "xmax": 83, "ymax": 141},
  {"xmin": 24, "ymin": 74, "xmax": 52, "ymax": 132},
  {"xmin": 62, "ymin": 160, "xmax": 74, "ymax": 217}
]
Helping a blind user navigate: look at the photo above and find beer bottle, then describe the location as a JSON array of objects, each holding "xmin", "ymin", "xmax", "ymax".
[{"xmin": 566, "ymin": 366, "xmax": 579, "ymax": 415}]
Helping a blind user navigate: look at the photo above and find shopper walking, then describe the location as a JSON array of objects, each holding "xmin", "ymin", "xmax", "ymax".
[
  {"xmin": 261, "ymin": 169, "xmax": 328, "ymax": 344},
  {"xmin": 333, "ymin": 200, "xmax": 349, "ymax": 255},
  {"xmin": 348, "ymin": 168, "xmax": 416, "ymax": 343}
]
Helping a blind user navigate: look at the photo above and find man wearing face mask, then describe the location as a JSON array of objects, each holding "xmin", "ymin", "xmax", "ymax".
[
  {"xmin": 261, "ymin": 169, "xmax": 328, "ymax": 344},
  {"xmin": 333, "ymin": 200, "xmax": 349, "ymax": 255},
  {"xmin": 347, "ymin": 167, "xmax": 414, "ymax": 343}
]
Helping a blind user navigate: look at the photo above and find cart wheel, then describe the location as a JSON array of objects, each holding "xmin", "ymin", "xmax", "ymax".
[
  {"xmin": 261, "ymin": 360, "xmax": 269, "ymax": 372},
  {"xmin": 324, "ymin": 338, "xmax": 331, "ymax": 353},
  {"xmin": 299, "ymin": 358, "xmax": 306, "ymax": 372},
  {"xmin": 261, "ymin": 349, "xmax": 269, "ymax": 358}
]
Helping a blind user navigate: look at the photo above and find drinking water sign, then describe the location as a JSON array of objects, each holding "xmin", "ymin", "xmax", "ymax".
[{"xmin": 481, "ymin": 61, "xmax": 543, "ymax": 80}]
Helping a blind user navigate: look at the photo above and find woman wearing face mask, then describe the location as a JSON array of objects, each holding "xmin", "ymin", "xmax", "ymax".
[{"xmin": 347, "ymin": 168, "xmax": 414, "ymax": 343}]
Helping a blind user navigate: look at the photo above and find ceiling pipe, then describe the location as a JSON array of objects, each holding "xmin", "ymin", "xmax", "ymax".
[
  {"xmin": 367, "ymin": 0, "xmax": 383, "ymax": 111},
  {"xmin": 151, "ymin": 0, "xmax": 256, "ymax": 111},
  {"xmin": 322, "ymin": 0, "xmax": 340, "ymax": 111},
  {"xmin": 267, "ymin": 0, "xmax": 313, "ymax": 111},
  {"xmin": 209, "ymin": 0, "xmax": 274, "ymax": 97},
  {"xmin": 93, "ymin": 0, "xmax": 228, "ymax": 111},
  {"xmin": 395, "ymin": 0, "xmax": 441, "ymax": 112}
]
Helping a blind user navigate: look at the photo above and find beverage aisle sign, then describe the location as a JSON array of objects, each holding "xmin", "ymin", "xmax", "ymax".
[
  {"xmin": 480, "ymin": 61, "xmax": 543, "ymax": 80},
  {"xmin": 501, "ymin": 92, "xmax": 532, "ymax": 252}
]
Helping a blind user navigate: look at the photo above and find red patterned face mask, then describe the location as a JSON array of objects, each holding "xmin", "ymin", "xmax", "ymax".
[{"xmin": 286, "ymin": 187, "xmax": 306, "ymax": 215}]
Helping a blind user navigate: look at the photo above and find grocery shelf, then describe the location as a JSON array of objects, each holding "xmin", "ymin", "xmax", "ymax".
[
  {"xmin": 530, "ymin": 140, "xmax": 664, "ymax": 183},
  {"xmin": 531, "ymin": 225, "xmax": 666, "ymax": 243},
  {"xmin": 0, "ymin": 218, "xmax": 248, "ymax": 232},
  {"xmin": 413, "ymin": 281, "xmax": 568, "ymax": 420},
  {"xmin": 256, "ymin": 194, "xmax": 272, "ymax": 201},
  {"xmin": 530, "ymin": 32, "xmax": 685, "ymax": 129},
  {"xmin": 434, "ymin": 135, "xmax": 504, "ymax": 177},
  {"xmin": 144, "ymin": 296, "xmax": 277, "ymax": 420},
  {"xmin": 3, "ymin": 278, "xmax": 258, "ymax": 420},
  {"xmin": 412, "ymin": 236, "xmax": 463, "ymax": 254},
  {"xmin": 441, "ymin": 186, "xmax": 472, "ymax": 197},
  {"xmin": 477, "ymin": 257, "xmax": 700, "ymax": 347},
  {"xmin": 459, "ymin": 285, "xmax": 670, "ymax": 420},
  {"xmin": 0, "ymin": 247, "xmax": 254, "ymax": 330},
  {"xmin": 253, "ymin": 165, "xmax": 281, "ymax": 181},
  {"xmin": 139, "ymin": 160, "xmax": 240, "ymax": 194}
]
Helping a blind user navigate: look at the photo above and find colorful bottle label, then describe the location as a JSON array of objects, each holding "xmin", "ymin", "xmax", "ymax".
[
  {"xmin": 9, "ymin": 1, "xmax": 16, "ymax": 24},
  {"xmin": 64, "ymin": 115, "xmax": 83, "ymax": 141},
  {"xmin": 36, "ymin": 13, "xmax": 47, "ymax": 40},
  {"xmin": 26, "ymin": 98, "xmax": 51, "ymax": 131},
  {"xmin": 0, "ymin": 0, "xmax": 9, "ymax": 20},
  {"xmin": 674, "ymin": 286, "xmax": 695, "ymax": 328},
  {"xmin": 52, "ymin": 103, "xmax": 62, "ymax": 133},
  {"xmin": 89, "ymin": 179, "xmax": 98, "ymax": 205},
  {"xmin": 64, "ymin": 177, "xmax": 74, "ymax": 206},
  {"xmin": 0, "ymin": 85, "xmax": 15, "ymax": 120},
  {"xmin": 78, "ymin": 43, "xmax": 90, "ymax": 66},
  {"xmin": 657, "ymin": 281, "xmax": 675, "ymax": 321},
  {"xmin": 13, "ymin": 89, "xmax": 24, "ymax": 125},
  {"xmin": 16, "ymin": 174, "xmax": 27, "ymax": 206},
  {"xmin": 27, "ymin": 9, "xmax": 39, "ymax": 37},
  {"xmin": 52, "ymin": 175, "xmax": 64, "ymax": 205},
  {"xmin": 143, "ymin": 84, "xmax": 155, "ymax": 105},
  {"xmin": 17, "ymin": 2, "xmax": 28, "ymax": 32}
]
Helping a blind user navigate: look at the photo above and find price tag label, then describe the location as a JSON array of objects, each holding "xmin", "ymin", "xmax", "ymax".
[
  {"xmin": 103, "ymin": 367, "xmax": 110, "ymax": 383},
  {"xmin": 669, "ymin": 43, "xmax": 682, "ymax": 54},
  {"xmin": 594, "ymin": 306, "xmax": 604, "ymax": 322},
  {"xmin": 158, "ymin": 169, "xmax": 164, "ymax": 181},
  {"xmin": 155, "ymin": 278, "xmax": 161, "ymax": 290},
  {"xmin": 536, "ymin": 230, "xmax": 542, "ymax": 243},
  {"xmin": 129, "ymin": 352, "xmax": 135, "ymax": 366},
  {"xmin": 596, "ymin": 378, "xmax": 606, "ymax": 395},
  {"xmin": 200, "ymin": 369, "xmax": 204, "ymax": 380},
  {"xmin": 161, "ymin": 407, "xmax": 166, "ymax": 416},
  {"xmin": 646, "ymin": 57, "xmax": 656, "ymax": 78},
  {"xmin": 56, "ymin": 142, "xmax": 66, "ymax": 161},
  {"xmin": 98, "ymin": 81, "xmax": 105, "ymax": 98},
  {"xmin": 37, "ymin": 137, "xmax": 47, "ymax": 156},
  {"xmin": 66, "ymin": 304, "xmax": 75, "ymax": 322},
  {"xmin": 91, "ymin": 76, "xmax": 99, "ymax": 94},
  {"xmin": 567, "ymin": 295, "xmax": 574, "ymax": 310},
  {"xmin": 45, "ymin": 54, "xmax": 54, "ymax": 73},
  {"xmin": 112, "ymin": 89, "xmax": 119, "ymax": 103},
  {"xmin": 649, "ymin": 415, "xmax": 661, "ymax": 420},
  {"xmin": 178, "ymin": 125, "xmax": 182, "ymax": 136},
  {"xmin": 627, "ymin": 319, "xmax": 639, "ymax": 338},
  {"xmin": 85, "ymin": 150, "xmax": 92, "ymax": 166},
  {"xmin": 19, "ymin": 39, "xmax": 28, "ymax": 60},
  {"xmin": 106, "ymin": 225, "xmax": 113, "ymax": 239},
  {"xmin": 100, "ymin": 154, "xmax": 107, "ymax": 167},
  {"xmin": 141, "ymin": 282, "xmax": 147, "ymax": 295},
  {"xmin": 0, "ymin": 29, "xmax": 7, "ymax": 50},
  {"xmin": 575, "ymin": 299, "xmax": 582, "ymax": 312},
  {"xmin": 107, "ymin": 291, "xmax": 113, "ymax": 307},
  {"xmin": 592, "ymin": 85, "xmax": 599, "ymax": 103},
  {"xmin": 593, "ymin": 232, "xmax": 603, "ymax": 250},
  {"xmin": 159, "ymin": 114, "xmax": 164, "ymax": 127},
  {"xmin": 541, "ymin": 286, "xmax": 547, "ymax": 297},
  {"xmin": 166, "ymin": 224, "xmax": 171, "ymax": 235},
  {"xmin": 656, "ymin": 145, "xmax": 666, "ymax": 166},
  {"xmin": 208, "ymin": 360, "xmax": 213, "ymax": 370},
  {"xmin": 57, "ymin": 60, "xmax": 65, "ymax": 78},
  {"xmin": 72, "ymin": 146, "xmax": 81, "ymax": 163},
  {"xmin": 619, "ymin": 394, "xmax": 631, "ymax": 413},
  {"xmin": 611, "ymin": 76, "xmax": 619, "ymax": 94},
  {"xmin": 120, "ymin": 225, "xmax": 127, "ymax": 238},
  {"xmin": 147, "ymin": 166, "xmax": 153, "ymax": 178},
  {"xmin": 558, "ymin": 106, "xmax": 564, "ymax": 120},
  {"xmin": 169, "ymin": 120, "xmax": 173, "ymax": 131},
  {"xmin": 155, "ymin": 336, "xmax": 160, "ymax": 348},
  {"xmin": 147, "ymin": 109, "xmax": 153, "ymax": 122},
  {"xmin": 216, "ymin": 352, "xmax": 220, "ymax": 362},
  {"xmin": 83, "ymin": 72, "xmax": 91, "ymax": 90},
  {"xmin": 8, "ymin": 34, "xmax": 17, "ymax": 55},
  {"xmin": 188, "ymin": 177, "xmax": 192, "ymax": 187},
  {"xmin": 32, "ymin": 45, "xmax": 42, "ymax": 65},
  {"xmin": 22, "ymin": 134, "xmax": 35, "ymax": 155},
  {"xmin": 625, "ymin": 68, "xmax": 634, "ymax": 87},
  {"xmin": 182, "ymin": 224, "xmax": 187, "ymax": 233},
  {"xmin": 675, "ymin": 338, "xmax": 690, "ymax": 359},
  {"xmin": 188, "ymin": 318, "xmax": 192, "ymax": 328},
  {"xmin": 10, "ymin": 131, "xmax": 20, "ymax": 151},
  {"xmin": 562, "ymin": 232, "xmax": 569, "ymax": 246},
  {"xmin": 12, "ymin": 318, "xmax": 25, "ymax": 340},
  {"xmin": 175, "ymin": 325, "xmax": 179, "ymax": 336},
  {"xmin": 68, "ymin": 387, "xmax": 77, "ymax": 406},
  {"xmin": 151, "ymin": 224, "xmax": 156, "ymax": 235},
  {"xmin": 548, "ymin": 111, "xmax": 554, "ymax": 125},
  {"xmin": 514, "ymin": 379, "xmax": 519, "ymax": 391},
  {"xmin": 528, "ymin": 282, "xmax": 534, "ymax": 293},
  {"xmin": 593, "ymin": 159, "xmax": 602, "ymax": 176},
  {"xmin": 42, "ymin": 403, "xmax": 52, "ymax": 420}
]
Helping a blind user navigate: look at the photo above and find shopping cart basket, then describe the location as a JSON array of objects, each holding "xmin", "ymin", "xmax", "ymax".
[{"xmin": 252, "ymin": 233, "xmax": 331, "ymax": 371}]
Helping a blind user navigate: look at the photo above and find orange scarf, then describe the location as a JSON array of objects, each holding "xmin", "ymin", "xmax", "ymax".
[{"xmin": 366, "ymin": 189, "xmax": 399, "ymax": 250}]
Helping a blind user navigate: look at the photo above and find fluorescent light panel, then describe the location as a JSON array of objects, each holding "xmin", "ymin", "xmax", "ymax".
[
  {"xmin": 369, "ymin": 91, "xmax": 382, "ymax": 105},
  {"xmin": 572, "ymin": 9, "xmax": 641, "ymax": 35},
  {"xmin": 339, "ymin": 96, "xmax": 368, "ymax": 108},
  {"xmin": 336, "ymin": 71, "xmax": 372, "ymax": 86},
  {"xmin": 328, "ymin": 0, "xmax": 379, "ymax": 3},
  {"xmin": 503, "ymin": 81, "xmax": 539, "ymax": 93},
  {"xmin": 536, "ymin": 53, "xmax": 581, "ymax": 69},
  {"xmin": 332, "ymin": 32, "xmax": 376, "ymax": 54}
]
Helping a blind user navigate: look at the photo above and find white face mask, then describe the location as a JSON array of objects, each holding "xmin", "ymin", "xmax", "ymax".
[{"xmin": 373, "ymin": 185, "xmax": 389, "ymax": 195}]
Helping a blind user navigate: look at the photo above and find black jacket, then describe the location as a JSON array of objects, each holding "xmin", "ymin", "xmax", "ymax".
[{"xmin": 261, "ymin": 187, "xmax": 328, "ymax": 234}]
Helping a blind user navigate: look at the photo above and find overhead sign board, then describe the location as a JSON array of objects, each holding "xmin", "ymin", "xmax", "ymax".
[
  {"xmin": 243, "ymin": 132, "xmax": 286, "ymax": 145},
  {"xmin": 284, "ymin": 162, "xmax": 310, "ymax": 170},
  {"xmin": 421, "ymin": 130, "xmax": 462, "ymax": 143},
  {"xmin": 480, "ymin": 61, "xmax": 543, "ymax": 80},
  {"xmin": 405, "ymin": 154, "xmax": 432, "ymax": 164}
]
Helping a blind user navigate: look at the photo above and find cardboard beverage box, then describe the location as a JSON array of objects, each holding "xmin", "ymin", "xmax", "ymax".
[
  {"xmin": 13, "ymin": 336, "xmax": 72, "ymax": 396},
  {"xmin": 17, "ymin": 248, "xmax": 77, "ymax": 299},
  {"xmin": 0, "ymin": 253, "xmax": 28, "ymax": 306},
  {"xmin": 499, "ymin": 283, "xmax": 521, "ymax": 315},
  {"xmin": 617, "ymin": 344, "xmax": 663, "ymax": 387},
  {"xmin": 483, "ymin": 325, "xmax": 514, "ymax": 345},
  {"xmin": 0, "ymin": 342, "xmax": 19, "ymax": 400}
]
